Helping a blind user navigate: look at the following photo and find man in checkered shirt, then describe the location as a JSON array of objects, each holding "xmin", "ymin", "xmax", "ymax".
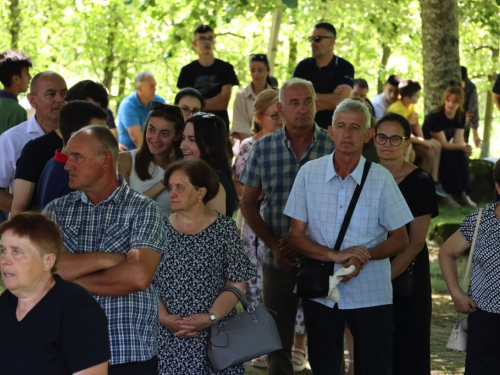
[
  {"xmin": 43, "ymin": 125, "xmax": 167, "ymax": 374},
  {"xmin": 240, "ymin": 78, "xmax": 335, "ymax": 375}
]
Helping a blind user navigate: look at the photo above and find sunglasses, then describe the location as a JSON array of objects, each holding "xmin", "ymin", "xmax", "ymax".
[
  {"xmin": 151, "ymin": 101, "xmax": 183, "ymax": 121},
  {"xmin": 250, "ymin": 54, "xmax": 268, "ymax": 62},
  {"xmin": 191, "ymin": 112, "xmax": 218, "ymax": 130},
  {"xmin": 308, "ymin": 36, "xmax": 334, "ymax": 43}
]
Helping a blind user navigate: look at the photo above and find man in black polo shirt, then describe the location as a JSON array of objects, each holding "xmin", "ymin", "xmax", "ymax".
[{"xmin": 293, "ymin": 22, "xmax": 354, "ymax": 129}]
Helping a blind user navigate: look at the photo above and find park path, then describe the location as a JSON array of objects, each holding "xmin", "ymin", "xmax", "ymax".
[{"xmin": 244, "ymin": 293, "xmax": 466, "ymax": 375}]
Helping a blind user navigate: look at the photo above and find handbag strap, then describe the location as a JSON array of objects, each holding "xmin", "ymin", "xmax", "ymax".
[
  {"xmin": 333, "ymin": 160, "xmax": 372, "ymax": 251},
  {"xmin": 461, "ymin": 208, "xmax": 483, "ymax": 291},
  {"xmin": 219, "ymin": 286, "xmax": 251, "ymax": 310}
]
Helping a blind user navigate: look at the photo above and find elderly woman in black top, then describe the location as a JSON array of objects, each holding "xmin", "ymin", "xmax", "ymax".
[{"xmin": 0, "ymin": 213, "xmax": 110, "ymax": 375}]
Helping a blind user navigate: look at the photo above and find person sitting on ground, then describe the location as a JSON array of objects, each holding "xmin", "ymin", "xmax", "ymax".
[
  {"xmin": 11, "ymin": 80, "xmax": 110, "ymax": 215},
  {"xmin": 422, "ymin": 86, "xmax": 476, "ymax": 208},
  {"xmin": 180, "ymin": 112, "xmax": 238, "ymax": 216},
  {"xmin": 439, "ymin": 159, "xmax": 500, "ymax": 374},
  {"xmin": 37, "ymin": 100, "xmax": 108, "ymax": 209},
  {"xmin": 118, "ymin": 102, "xmax": 183, "ymax": 218},
  {"xmin": 156, "ymin": 159, "xmax": 255, "ymax": 374},
  {"xmin": 387, "ymin": 79, "xmax": 445, "ymax": 197},
  {"xmin": 0, "ymin": 49, "xmax": 32, "ymax": 135},
  {"xmin": 0, "ymin": 212, "xmax": 110, "ymax": 375},
  {"xmin": 231, "ymin": 54, "xmax": 275, "ymax": 142},
  {"xmin": 174, "ymin": 87, "xmax": 205, "ymax": 123},
  {"xmin": 371, "ymin": 74, "xmax": 401, "ymax": 119}
]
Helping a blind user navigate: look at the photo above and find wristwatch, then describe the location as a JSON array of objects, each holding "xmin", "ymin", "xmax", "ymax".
[{"xmin": 208, "ymin": 312, "xmax": 217, "ymax": 325}]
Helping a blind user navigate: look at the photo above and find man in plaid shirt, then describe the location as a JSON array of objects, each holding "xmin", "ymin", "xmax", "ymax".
[
  {"xmin": 43, "ymin": 125, "xmax": 167, "ymax": 374},
  {"xmin": 240, "ymin": 78, "xmax": 335, "ymax": 375}
]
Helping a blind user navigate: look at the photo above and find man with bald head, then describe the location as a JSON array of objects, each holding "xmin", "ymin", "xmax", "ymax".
[
  {"xmin": 0, "ymin": 71, "xmax": 66, "ymax": 216},
  {"xmin": 240, "ymin": 78, "xmax": 335, "ymax": 375},
  {"xmin": 43, "ymin": 125, "xmax": 167, "ymax": 374},
  {"xmin": 117, "ymin": 72, "xmax": 165, "ymax": 150}
]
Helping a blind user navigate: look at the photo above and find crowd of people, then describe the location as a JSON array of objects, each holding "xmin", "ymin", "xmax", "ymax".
[{"xmin": 0, "ymin": 20, "xmax": 500, "ymax": 375}]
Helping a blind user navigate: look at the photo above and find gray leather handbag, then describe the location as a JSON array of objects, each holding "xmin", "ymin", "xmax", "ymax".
[{"xmin": 207, "ymin": 286, "xmax": 282, "ymax": 371}]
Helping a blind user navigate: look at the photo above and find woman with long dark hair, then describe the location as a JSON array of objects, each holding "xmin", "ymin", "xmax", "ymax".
[
  {"xmin": 180, "ymin": 112, "xmax": 238, "ymax": 216},
  {"xmin": 118, "ymin": 103, "xmax": 183, "ymax": 217}
]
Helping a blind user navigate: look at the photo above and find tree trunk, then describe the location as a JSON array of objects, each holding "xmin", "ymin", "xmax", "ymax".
[
  {"xmin": 377, "ymin": 45, "xmax": 391, "ymax": 94},
  {"xmin": 480, "ymin": 47, "xmax": 499, "ymax": 158},
  {"xmin": 286, "ymin": 39, "xmax": 298, "ymax": 79},
  {"xmin": 102, "ymin": 29, "xmax": 116, "ymax": 90},
  {"xmin": 9, "ymin": 0, "xmax": 21, "ymax": 49},
  {"xmin": 267, "ymin": 8, "xmax": 282, "ymax": 77},
  {"xmin": 420, "ymin": 0, "xmax": 461, "ymax": 113}
]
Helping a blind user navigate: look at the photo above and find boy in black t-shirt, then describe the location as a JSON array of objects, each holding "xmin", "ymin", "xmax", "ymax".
[{"xmin": 177, "ymin": 24, "xmax": 239, "ymax": 130}]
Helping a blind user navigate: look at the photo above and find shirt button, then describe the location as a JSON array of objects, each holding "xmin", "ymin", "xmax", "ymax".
[
  {"xmin": 340, "ymin": 206, "xmax": 343, "ymax": 209},
  {"xmin": 341, "ymin": 187, "xmax": 344, "ymax": 190}
]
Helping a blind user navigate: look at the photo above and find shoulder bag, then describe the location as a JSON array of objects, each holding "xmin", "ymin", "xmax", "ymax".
[
  {"xmin": 207, "ymin": 286, "xmax": 282, "ymax": 371},
  {"xmin": 446, "ymin": 207, "xmax": 483, "ymax": 352},
  {"xmin": 296, "ymin": 161, "xmax": 371, "ymax": 299}
]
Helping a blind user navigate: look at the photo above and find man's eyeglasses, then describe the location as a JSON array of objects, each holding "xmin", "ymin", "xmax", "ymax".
[
  {"xmin": 195, "ymin": 36, "xmax": 215, "ymax": 43},
  {"xmin": 374, "ymin": 133, "xmax": 408, "ymax": 147},
  {"xmin": 262, "ymin": 112, "xmax": 281, "ymax": 121},
  {"xmin": 179, "ymin": 106, "xmax": 201, "ymax": 117},
  {"xmin": 151, "ymin": 101, "xmax": 183, "ymax": 121},
  {"xmin": 308, "ymin": 36, "xmax": 334, "ymax": 43}
]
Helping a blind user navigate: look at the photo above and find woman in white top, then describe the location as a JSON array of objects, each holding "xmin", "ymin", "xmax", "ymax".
[
  {"xmin": 231, "ymin": 54, "xmax": 275, "ymax": 142},
  {"xmin": 118, "ymin": 102, "xmax": 183, "ymax": 217}
]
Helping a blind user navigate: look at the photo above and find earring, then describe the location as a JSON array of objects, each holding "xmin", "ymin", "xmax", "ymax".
[{"xmin": 198, "ymin": 199, "xmax": 202, "ymax": 203}]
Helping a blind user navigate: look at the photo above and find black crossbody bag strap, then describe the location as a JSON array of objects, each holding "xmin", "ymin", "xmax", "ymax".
[{"xmin": 332, "ymin": 160, "xmax": 372, "ymax": 257}]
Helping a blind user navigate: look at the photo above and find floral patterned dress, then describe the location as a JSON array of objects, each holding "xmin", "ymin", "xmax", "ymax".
[{"xmin": 156, "ymin": 214, "xmax": 256, "ymax": 374}]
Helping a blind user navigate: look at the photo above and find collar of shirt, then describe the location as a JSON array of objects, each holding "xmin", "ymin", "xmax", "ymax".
[
  {"xmin": 70, "ymin": 174, "xmax": 125, "ymax": 205},
  {"xmin": 0, "ymin": 90, "xmax": 18, "ymax": 101},
  {"xmin": 27, "ymin": 115, "xmax": 43, "ymax": 134},
  {"xmin": 132, "ymin": 90, "xmax": 151, "ymax": 109},
  {"xmin": 243, "ymin": 83, "xmax": 273, "ymax": 99},
  {"xmin": 326, "ymin": 151, "xmax": 366, "ymax": 184},
  {"xmin": 307, "ymin": 55, "xmax": 339, "ymax": 69},
  {"xmin": 281, "ymin": 123, "xmax": 322, "ymax": 153},
  {"xmin": 54, "ymin": 148, "xmax": 68, "ymax": 163}
]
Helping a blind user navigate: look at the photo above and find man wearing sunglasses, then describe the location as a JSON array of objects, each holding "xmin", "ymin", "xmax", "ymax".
[
  {"xmin": 117, "ymin": 72, "xmax": 165, "ymax": 151},
  {"xmin": 293, "ymin": 22, "xmax": 354, "ymax": 130},
  {"xmin": 177, "ymin": 24, "xmax": 239, "ymax": 131}
]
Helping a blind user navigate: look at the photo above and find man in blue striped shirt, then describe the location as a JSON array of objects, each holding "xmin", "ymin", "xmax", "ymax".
[
  {"xmin": 43, "ymin": 125, "xmax": 167, "ymax": 374},
  {"xmin": 240, "ymin": 78, "xmax": 335, "ymax": 375}
]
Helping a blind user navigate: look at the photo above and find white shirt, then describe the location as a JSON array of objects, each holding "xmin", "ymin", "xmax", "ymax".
[
  {"xmin": 0, "ymin": 116, "xmax": 44, "ymax": 190},
  {"xmin": 371, "ymin": 92, "xmax": 389, "ymax": 120},
  {"xmin": 284, "ymin": 153, "xmax": 413, "ymax": 309},
  {"xmin": 231, "ymin": 83, "xmax": 273, "ymax": 135}
]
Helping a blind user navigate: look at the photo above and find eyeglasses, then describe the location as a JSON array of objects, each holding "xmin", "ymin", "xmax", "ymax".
[
  {"xmin": 191, "ymin": 112, "xmax": 218, "ymax": 130},
  {"xmin": 250, "ymin": 54, "xmax": 268, "ymax": 62},
  {"xmin": 374, "ymin": 133, "xmax": 408, "ymax": 146},
  {"xmin": 262, "ymin": 112, "xmax": 280, "ymax": 121},
  {"xmin": 151, "ymin": 101, "xmax": 184, "ymax": 122},
  {"xmin": 179, "ymin": 106, "xmax": 201, "ymax": 117},
  {"xmin": 195, "ymin": 36, "xmax": 215, "ymax": 43},
  {"xmin": 308, "ymin": 36, "xmax": 334, "ymax": 43}
]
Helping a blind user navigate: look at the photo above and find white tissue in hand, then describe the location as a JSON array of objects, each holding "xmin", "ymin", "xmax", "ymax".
[{"xmin": 328, "ymin": 265, "xmax": 356, "ymax": 302}]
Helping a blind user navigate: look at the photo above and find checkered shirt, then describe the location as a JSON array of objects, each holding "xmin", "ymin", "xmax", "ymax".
[
  {"xmin": 43, "ymin": 176, "xmax": 168, "ymax": 365},
  {"xmin": 284, "ymin": 154, "xmax": 414, "ymax": 309},
  {"xmin": 239, "ymin": 124, "xmax": 335, "ymax": 268}
]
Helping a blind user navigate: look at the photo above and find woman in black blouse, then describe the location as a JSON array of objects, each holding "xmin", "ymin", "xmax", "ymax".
[{"xmin": 422, "ymin": 86, "xmax": 476, "ymax": 208}]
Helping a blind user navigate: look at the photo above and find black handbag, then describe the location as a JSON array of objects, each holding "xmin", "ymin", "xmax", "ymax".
[
  {"xmin": 207, "ymin": 286, "xmax": 282, "ymax": 371},
  {"xmin": 296, "ymin": 161, "xmax": 371, "ymax": 299}
]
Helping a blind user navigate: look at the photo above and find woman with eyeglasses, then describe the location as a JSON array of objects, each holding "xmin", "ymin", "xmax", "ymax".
[
  {"xmin": 374, "ymin": 113, "xmax": 438, "ymax": 375},
  {"xmin": 118, "ymin": 102, "xmax": 183, "ymax": 217},
  {"xmin": 231, "ymin": 54, "xmax": 276, "ymax": 143},
  {"xmin": 180, "ymin": 112, "xmax": 238, "ymax": 216},
  {"xmin": 422, "ymin": 86, "xmax": 476, "ymax": 208},
  {"xmin": 174, "ymin": 87, "xmax": 205, "ymax": 123}
]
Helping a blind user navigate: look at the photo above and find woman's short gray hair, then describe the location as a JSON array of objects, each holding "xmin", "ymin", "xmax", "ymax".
[
  {"xmin": 279, "ymin": 78, "xmax": 316, "ymax": 103},
  {"xmin": 332, "ymin": 98, "xmax": 370, "ymax": 129}
]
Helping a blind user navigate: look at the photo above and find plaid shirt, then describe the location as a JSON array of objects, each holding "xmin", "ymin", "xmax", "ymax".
[
  {"xmin": 239, "ymin": 124, "xmax": 335, "ymax": 267},
  {"xmin": 43, "ymin": 176, "xmax": 168, "ymax": 365}
]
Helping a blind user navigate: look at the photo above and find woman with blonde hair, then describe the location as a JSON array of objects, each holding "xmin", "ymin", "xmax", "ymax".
[{"xmin": 422, "ymin": 86, "xmax": 475, "ymax": 207}]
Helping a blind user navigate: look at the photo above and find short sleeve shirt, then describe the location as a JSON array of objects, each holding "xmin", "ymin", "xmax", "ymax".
[
  {"xmin": 422, "ymin": 111, "xmax": 464, "ymax": 141},
  {"xmin": 177, "ymin": 59, "xmax": 239, "ymax": 128},
  {"xmin": 459, "ymin": 204, "xmax": 500, "ymax": 314},
  {"xmin": 386, "ymin": 100, "xmax": 414, "ymax": 119},
  {"xmin": 117, "ymin": 91, "xmax": 165, "ymax": 150},
  {"xmin": 0, "ymin": 116, "xmax": 45, "ymax": 190},
  {"xmin": 43, "ymin": 176, "xmax": 168, "ymax": 365},
  {"xmin": 284, "ymin": 154, "xmax": 413, "ymax": 309},
  {"xmin": 0, "ymin": 274, "xmax": 110, "ymax": 375},
  {"xmin": 371, "ymin": 92, "xmax": 389, "ymax": 120},
  {"xmin": 293, "ymin": 56, "xmax": 354, "ymax": 129},
  {"xmin": 231, "ymin": 83, "xmax": 273, "ymax": 135},
  {"xmin": 239, "ymin": 125, "xmax": 335, "ymax": 267},
  {"xmin": 0, "ymin": 90, "xmax": 27, "ymax": 135}
]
